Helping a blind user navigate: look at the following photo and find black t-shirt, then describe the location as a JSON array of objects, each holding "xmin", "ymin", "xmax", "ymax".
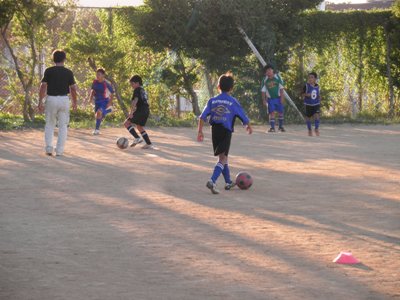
[
  {"xmin": 132, "ymin": 87, "xmax": 149, "ymax": 110},
  {"xmin": 41, "ymin": 66, "xmax": 76, "ymax": 96}
]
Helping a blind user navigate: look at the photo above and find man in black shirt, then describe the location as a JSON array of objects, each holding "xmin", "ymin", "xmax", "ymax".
[
  {"xmin": 38, "ymin": 49, "xmax": 77, "ymax": 156},
  {"xmin": 124, "ymin": 75, "xmax": 153, "ymax": 149}
]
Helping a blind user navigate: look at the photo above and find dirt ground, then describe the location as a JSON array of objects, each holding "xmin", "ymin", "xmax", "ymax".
[{"xmin": 0, "ymin": 124, "xmax": 399, "ymax": 300}]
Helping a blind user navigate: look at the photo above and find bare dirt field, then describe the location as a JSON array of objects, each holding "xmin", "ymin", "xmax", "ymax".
[{"xmin": 1, "ymin": 125, "xmax": 399, "ymax": 300}]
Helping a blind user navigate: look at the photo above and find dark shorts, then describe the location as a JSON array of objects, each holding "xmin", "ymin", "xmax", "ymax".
[
  {"xmin": 305, "ymin": 104, "xmax": 320, "ymax": 118},
  {"xmin": 267, "ymin": 98, "xmax": 284, "ymax": 114},
  {"xmin": 212, "ymin": 124, "xmax": 232, "ymax": 156},
  {"xmin": 129, "ymin": 108, "xmax": 149, "ymax": 126}
]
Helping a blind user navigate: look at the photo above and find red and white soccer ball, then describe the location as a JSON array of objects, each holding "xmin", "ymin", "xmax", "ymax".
[
  {"xmin": 235, "ymin": 171, "xmax": 253, "ymax": 190},
  {"xmin": 116, "ymin": 137, "xmax": 129, "ymax": 149}
]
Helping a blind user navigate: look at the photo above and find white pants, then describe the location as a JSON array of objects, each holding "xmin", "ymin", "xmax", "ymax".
[{"xmin": 44, "ymin": 96, "xmax": 70, "ymax": 155}]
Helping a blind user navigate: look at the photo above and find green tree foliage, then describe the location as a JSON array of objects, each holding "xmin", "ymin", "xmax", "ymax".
[
  {"xmin": 299, "ymin": 10, "xmax": 400, "ymax": 116},
  {"xmin": 0, "ymin": 0, "xmax": 63, "ymax": 121}
]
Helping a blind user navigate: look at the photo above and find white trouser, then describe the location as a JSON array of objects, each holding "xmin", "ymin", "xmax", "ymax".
[{"xmin": 44, "ymin": 95, "xmax": 70, "ymax": 154}]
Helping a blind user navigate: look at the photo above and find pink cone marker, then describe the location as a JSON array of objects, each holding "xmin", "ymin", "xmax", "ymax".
[{"xmin": 333, "ymin": 251, "xmax": 360, "ymax": 264}]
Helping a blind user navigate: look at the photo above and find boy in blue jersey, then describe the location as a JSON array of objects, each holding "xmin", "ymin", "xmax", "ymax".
[
  {"xmin": 261, "ymin": 65, "xmax": 286, "ymax": 133},
  {"xmin": 302, "ymin": 72, "xmax": 321, "ymax": 136},
  {"xmin": 197, "ymin": 74, "xmax": 252, "ymax": 194},
  {"xmin": 89, "ymin": 68, "xmax": 114, "ymax": 135}
]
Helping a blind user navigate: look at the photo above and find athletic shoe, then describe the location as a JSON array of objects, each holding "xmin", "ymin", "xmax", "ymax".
[
  {"xmin": 315, "ymin": 129, "xmax": 320, "ymax": 136},
  {"xmin": 308, "ymin": 130, "xmax": 313, "ymax": 136},
  {"xmin": 45, "ymin": 146, "xmax": 53, "ymax": 156},
  {"xmin": 92, "ymin": 129, "xmax": 100, "ymax": 135},
  {"xmin": 278, "ymin": 127, "xmax": 286, "ymax": 132},
  {"xmin": 142, "ymin": 143, "xmax": 154, "ymax": 150},
  {"xmin": 130, "ymin": 137, "xmax": 143, "ymax": 147},
  {"xmin": 225, "ymin": 181, "xmax": 236, "ymax": 190},
  {"xmin": 268, "ymin": 128, "xmax": 276, "ymax": 133},
  {"xmin": 206, "ymin": 180, "xmax": 219, "ymax": 194}
]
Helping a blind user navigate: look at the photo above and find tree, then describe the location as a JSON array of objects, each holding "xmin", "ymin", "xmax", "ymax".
[
  {"xmin": 0, "ymin": 0, "xmax": 62, "ymax": 121},
  {"xmin": 66, "ymin": 9, "xmax": 129, "ymax": 116}
]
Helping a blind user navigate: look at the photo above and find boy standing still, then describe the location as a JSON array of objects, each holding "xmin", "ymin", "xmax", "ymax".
[
  {"xmin": 261, "ymin": 65, "xmax": 286, "ymax": 133},
  {"xmin": 302, "ymin": 72, "xmax": 321, "ymax": 136},
  {"xmin": 38, "ymin": 49, "xmax": 77, "ymax": 156},
  {"xmin": 124, "ymin": 75, "xmax": 154, "ymax": 149},
  {"xmin": 198, "ymin": 74, "xmax": 252, "ymax": 194}
]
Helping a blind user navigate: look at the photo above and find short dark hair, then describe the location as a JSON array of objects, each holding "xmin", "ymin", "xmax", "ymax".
[
  {"xmin": 309, "ymin": 72, "xmax": 318, "ymax": 79},
  {"xmin": 263, "ymin": 64, "xmax": 274, "ymax": 72},
  {"xmin": 96, "ymin": 68, "xmax": 106, "ymax": 75},
  {"xmin": 130, "ymin": 75, "xmax": 143, "ymax": 86},
  {"xmin": 218, "ymin": 74, "xmax": 234, "ymax": 92},
  {"xmin": 52, "ymin": 49, "xmax": 66, "ymax": 63}
]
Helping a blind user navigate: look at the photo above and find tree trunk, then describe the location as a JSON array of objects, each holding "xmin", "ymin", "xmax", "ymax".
[
  {"xmin": 385, "ymin": 25, "xmax": 395, "ymax": 117},
  {"xmin": 176, "ymin": 94, "xmax": 181, "ymax": 118},
  {"xmin": 204, "ymin": 66, "xmax": 215, "ymax": 98},
  {"xmin": 107, "ymin": 77, "xmax": 129, "ymax": 117},
  {"xmin": 23, "ymin": 85, "xmax": 35, "ymax": 122},
  {"xmin": 176, "ymin": 53, "xmax": 201, "ymax": 116},
  {"xmin": 187, "ymin": 85, "xmax": 201, "ymax": 116},
  {"xmin": 87, "ymin": 57, "xmax": 129, "ymax": 117}
]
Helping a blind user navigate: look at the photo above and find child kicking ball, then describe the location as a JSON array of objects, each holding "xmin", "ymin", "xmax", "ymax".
[{"xmin": 197, "ymin": 74, "xmax": 252, "ymax": 194}]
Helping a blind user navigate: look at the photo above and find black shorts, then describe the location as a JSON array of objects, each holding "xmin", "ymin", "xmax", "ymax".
[
  {"xmin": 129, "ymin": 108, "xmax": 149, "ymax": 126},
  {"xmin": 305, "ymin": 105, "xmax": 320, "ymax": 118},
  {"xmin": 212, "ymin": 124, "xmax": 232, "ymax": 156}
]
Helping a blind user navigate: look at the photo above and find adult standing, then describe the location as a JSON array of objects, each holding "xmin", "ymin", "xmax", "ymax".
[{"xmin": 38, "ymin": 49, "xmax": 77, "ymax": 156}]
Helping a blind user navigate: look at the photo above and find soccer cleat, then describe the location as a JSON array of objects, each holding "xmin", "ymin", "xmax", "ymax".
[
  {"xmin": 130, "ymin": 137, "xmax": 143, "ymax": 147},
  {"xmin": 224, "ymin": 181, "xmax": 236, "ymax": 190},
  {"xmin": 268, "ymin": 128, "xmax": 276, "ymax": 133},
  {"xmin": 308, "ymin": 130, "xmax": 313, "ymax": 136},
  {"xmin": 315, "ymin": 129, "xmax": 320, "ymax": 136},
  {"xmin": 141, "ymin": 143, "xmax": 154, "ymax": 150},
  {"xmin": 206, "ymin": 180, "xmax": 219, "ymax": 194},
  {"xmin": 92, "ymin": 129, "xmax": 100, "ymax": 135},
  {"xmin": 278, "ymin": 127, "xmax": 286, "ymax": 132}
]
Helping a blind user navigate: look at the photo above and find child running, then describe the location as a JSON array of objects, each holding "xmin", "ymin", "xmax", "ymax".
[
  {"xmin": 261, "ymin": 64, "xmax": 286, "ymax": 133},
  {"xmin": 302, "ymin": 72, "xmax": 321, "ymax": 136},
  {"xmin": 197, "ymin": 74, "xmax": 252, "ymax": 194},
  {"xmin": 124, "ymin": 75, "xmax": 153, "ymax": 149},
  {"xmin": 89, "ymin": 68, "xmax": 114, "ymax": 135}
]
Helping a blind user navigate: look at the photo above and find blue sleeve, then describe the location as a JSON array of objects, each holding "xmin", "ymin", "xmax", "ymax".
[
  {"xmin": 234, "ymin": 100, "xmax": 249, "ymax": 125},
  {"xmin": 106, "ymin": 82, "xmax": 114, "ymax": 94},
  {"xmin": 200, "ymin": 100, "xmax": 212, "ymax": 121}
]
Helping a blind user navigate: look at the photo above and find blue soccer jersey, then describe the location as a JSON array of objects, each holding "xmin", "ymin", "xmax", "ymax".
[
  {"xmin": 92, "ymin": 80, "xmax": 114, "ymax": 102},
  {"xmin": 200, "ymin": 92, "xmax": 250, "ymax": 132},
  {"xmin": 303, "ymin": 83, "xmax": 320, "ymax": 106}
]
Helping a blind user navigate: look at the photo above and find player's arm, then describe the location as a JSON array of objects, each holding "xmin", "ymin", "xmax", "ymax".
[
  {"xmin": 235, "ymin": 101, "xmax": 252, "ymax": 135},
  {"xmin": 70, "ymin": 84, "xmax": 78, "ymax": 111},
  {"xmin": 107, "ymin": 82, "xmax": 114, "ymax": 106},
  {"xmin": 261, "ymin": 82, "xmax": 267, "ymax": 106},
  {"xmin": 302, "ymin": 84, "xmax": 310, "ymax": 98},
  {"xmin": 197, "ymin": 118, "xmax": 205, "ymax": 142},
  {"xmin": 129, "ymin": 97, "xmax": 138, "ymax": 118},
  {"xmin": 89, "ymin": 89, "xmax": 95, "ymax": 104},
  {"xmin": 38, "ymin": 82, "xmax": 47, "ymax": 113},
  {"xmin": 261, "ymin": 92, "xmax": 267, "ymax": 106},
  {"xmin": 197, "ymin": 100, "xmax": 211, "ymax": 142},
  {"xmin": 280, "ymin": 88, "xmax": 285, "ymax": 104},
  {"xmin": 108, "ymin": 93, "xmax": 113, "ymax": 106}
]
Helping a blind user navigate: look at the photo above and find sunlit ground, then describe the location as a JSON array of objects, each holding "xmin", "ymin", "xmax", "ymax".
[{"xmin": 0, "ymin": 125, "xmax": 399, "ymax": 299}]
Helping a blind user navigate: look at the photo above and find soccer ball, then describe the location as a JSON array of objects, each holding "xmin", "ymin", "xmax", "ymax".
[
  {"xmin": 235, "ymin": 171, "xmax": 253, "ymax": 190},
  {"xmin": 116, "ymin": 137, "xmax": 129, "ymax": 149}
]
